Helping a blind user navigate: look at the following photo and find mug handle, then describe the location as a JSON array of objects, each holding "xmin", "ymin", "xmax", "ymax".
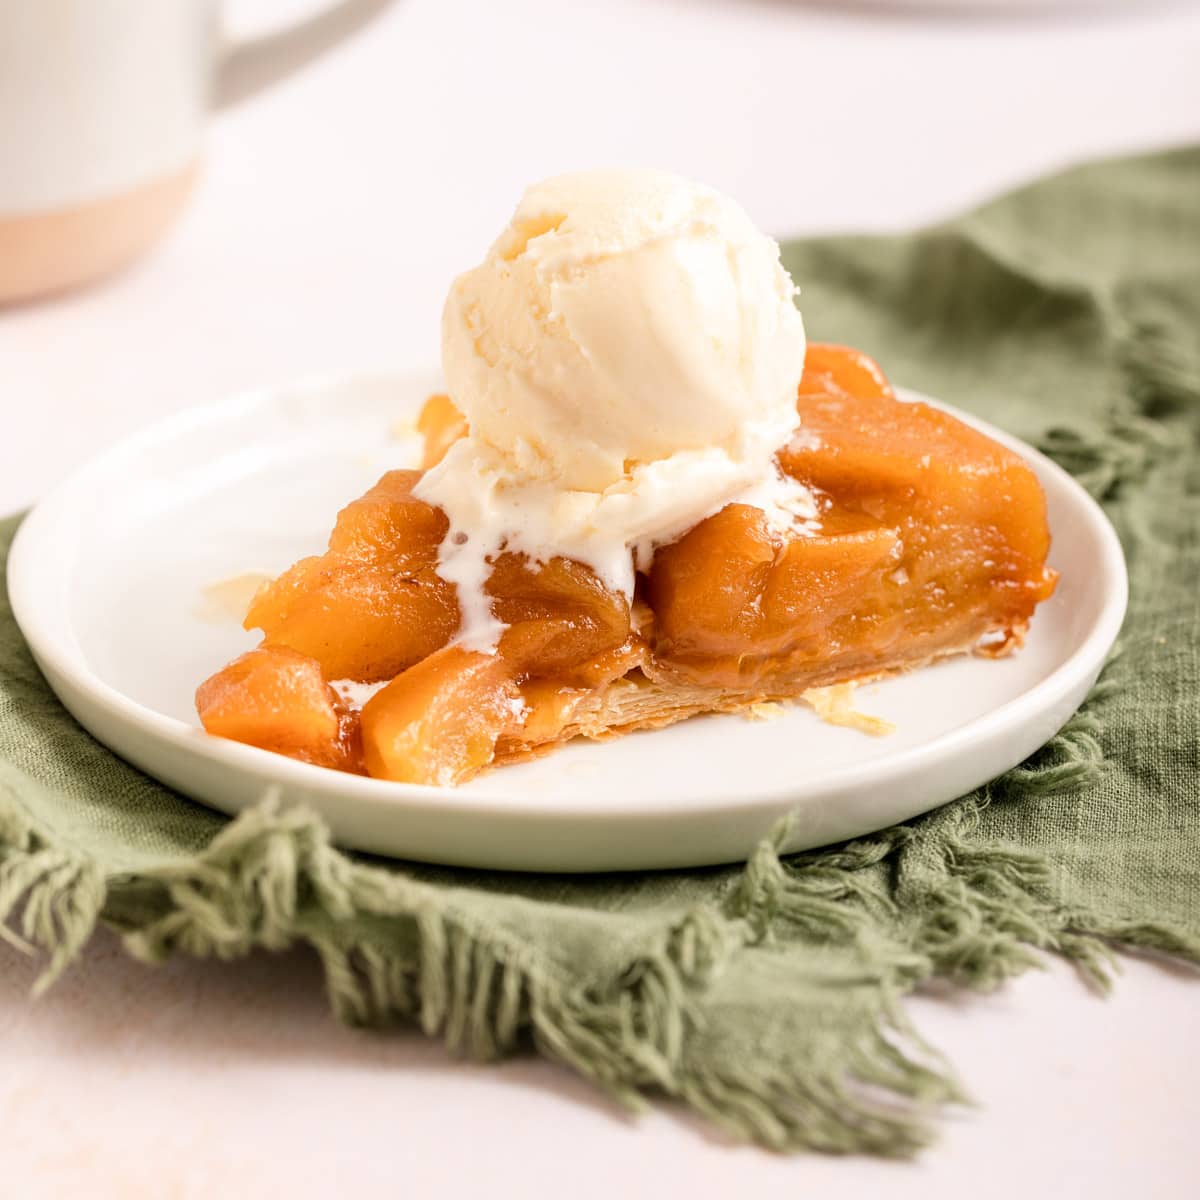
[{"xmin": 217, "ymin": 0, "xmax": 397, "ymax": 109}]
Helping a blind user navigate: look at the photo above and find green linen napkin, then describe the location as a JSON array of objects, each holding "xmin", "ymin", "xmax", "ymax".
[{"xmin": 2, "ymin": 147, "xmax": 1198, "ymax": 1157}]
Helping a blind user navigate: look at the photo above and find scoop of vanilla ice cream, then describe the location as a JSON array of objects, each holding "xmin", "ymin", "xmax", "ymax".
[
  {"xmin": 415, "ymin": 169, "xmax": 811, "ymax": 649},
  {"xmin": 440, "ymin": 168, "xmax": 805, "ymax": 492}
]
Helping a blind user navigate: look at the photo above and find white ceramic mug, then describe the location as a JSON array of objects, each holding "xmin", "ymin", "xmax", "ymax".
[{"xmin": 0, "ymin": 0, "xmax": 388, "ymax": 304}]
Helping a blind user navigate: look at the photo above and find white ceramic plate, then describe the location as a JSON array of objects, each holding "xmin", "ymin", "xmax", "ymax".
[{"xmin": 8, "ymin": 373, "xmax": 1126, "ymax": 872}]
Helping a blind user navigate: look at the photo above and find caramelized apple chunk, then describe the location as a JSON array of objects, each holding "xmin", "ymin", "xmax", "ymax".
[
  {"xmin": 416, "ymin": 394, "xmax": 469, "ymax": 469},
  {"xmin": 196, "ymin": 646, "xmax": 353, "ymax": 769},
  {"xmin": 648, "ymin": 345, "xmax": 1056, "ymax": 689},
  {"xmin": 360, "ymin": 646, "xmax": 521, "ymax": 785},
  {"xmin": 798, "ymin": 343, "xmax": 895, "ymax": 403},
  {"xmin": 782, "ymin": 357, "xmax": 1057, "ymax": 632},
  {"xmin": 649, "ymin": 505, "xmax": 902, "ymax": 682},
  {"xmin": 245, "ymin": 470, "xmax": 459, "ymax": 682},
  {"xmin": 486, "ymin": 552, "xmax": 631, "ymax": 680},
  {"xmin": 352, "ymin": 554, "xmax": 634, "ymax": 783}
]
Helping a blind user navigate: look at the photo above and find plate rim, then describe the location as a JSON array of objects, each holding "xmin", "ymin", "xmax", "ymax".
[{"xmin": 8, "ymin": 371, "xmax": 1128, "ymax": 826}]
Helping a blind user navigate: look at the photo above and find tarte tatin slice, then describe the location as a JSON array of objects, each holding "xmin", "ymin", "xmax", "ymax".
[{"xmin": 197, "ymin": 344, "xmax": 1057, "ymax": 785}]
